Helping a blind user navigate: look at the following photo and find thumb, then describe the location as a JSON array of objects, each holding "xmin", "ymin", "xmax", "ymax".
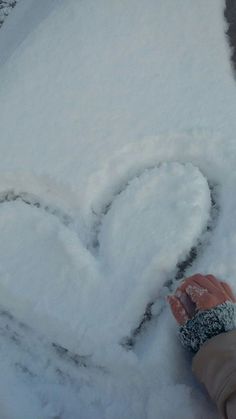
[{"xmin": 167, "ymin": 295, "xmax": 189, "ymax": 325}]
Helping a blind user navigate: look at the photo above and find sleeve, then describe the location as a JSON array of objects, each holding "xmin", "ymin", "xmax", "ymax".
[
  {"xmin": 192, "ymin": 330, "xmax": 236, "ymax": 419},
  {"xmin": 226, "ymin": 393, "xmax": 236, "ymax": 419}
]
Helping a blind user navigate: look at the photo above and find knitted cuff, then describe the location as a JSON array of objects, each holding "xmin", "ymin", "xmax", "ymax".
[{"xmin": 179, "ymin": 302, "xmax": 236, "ymax": 353}]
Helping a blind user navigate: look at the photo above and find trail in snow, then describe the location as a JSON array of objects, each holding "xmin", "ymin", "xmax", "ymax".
[
  {"xmin": 0, "ymin": 0, "xmax": 235, "ymax": 418},
  {"xmin": 0, "ymin": 162, "xmax": 214, "ymax": 358},
  {"xmin": 0, "ymin": 164, "xmax": 219, "ymax": 354},
  {"xmin": 0, "ymin": 190, "xmax": 73, "ymax": 227}
]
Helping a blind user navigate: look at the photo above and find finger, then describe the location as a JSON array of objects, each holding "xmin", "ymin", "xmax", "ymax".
[
  {"xmin": 188, "ymin": 276, "xmax": 228, "ymax": 302},
  {"xmin": 167, "ymin": 295, "xmax": 190, "ymax": 325},
  {"xmin": 206, "ymin": 275, "xmax": 230, "ymax": 298},
  {"xmin": 178, "ymin": 274, "xmax": 206, "ymax": 293},
  {"xmin": 178, "ymin": 291, "xmax": 196, "ymax": 317},
  {"xmin": 179, "ymin": 274, "xmax": 226, "ymax": 299},
  {"xmin": 220, "ymin": 281, "xmax": 236, "ymax": 303},
  {"xmin": 204, "ymin": 275, "xmax": 236, "ymax": 303},
  {"xmin": 185, "ymin": 283, "xmax": 219, "ymax": 310},
  {"xmin": 176, "ymin": 274, "xmax": 231, "ymax": 312},
  {"xmin": 205, "ymin": 274, "xmax": 221, "ymax": 285}
]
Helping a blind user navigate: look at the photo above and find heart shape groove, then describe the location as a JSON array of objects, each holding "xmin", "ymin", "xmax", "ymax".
[{"xmin": 0, "ymin": 163, "xmax": 211, "ymax": 358}]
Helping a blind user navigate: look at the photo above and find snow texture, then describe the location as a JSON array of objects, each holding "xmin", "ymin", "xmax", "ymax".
[
  {"xmin": 179, "ymin": 301, "xmax": 236, "ymax": 352},
  {"xmin": 0, "ymin": 0, "xmax": 234, "ymax": 417},
  {"xmin": 0, "ymin": 0, "xmax": 17, "ymax": 28},
  {"xmin": 0, "ymin": 163, "xmax": 211, "ymax": 358}
]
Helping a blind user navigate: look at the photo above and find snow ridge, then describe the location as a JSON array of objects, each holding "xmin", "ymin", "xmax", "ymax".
[
  {"xmin": 0, "ymin": 189, "xmax": 73, "ymax": 228},
  {"xmin": 122, "ymin": 182, "xmax": 219, "ymax": 348},
  {"xmin": 0, "ymin": 163, "xmax": 212, "ymax": 359}
]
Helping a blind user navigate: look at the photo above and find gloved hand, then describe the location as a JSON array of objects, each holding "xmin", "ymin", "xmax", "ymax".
[{"xmin": 167, "ymin": 274, "xmax": 236, "ymax": 352}]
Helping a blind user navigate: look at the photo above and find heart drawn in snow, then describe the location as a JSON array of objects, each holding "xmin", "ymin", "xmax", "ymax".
[{"xmin": 0, "ymin": 163, "xmax": 211, "ymax": 358}]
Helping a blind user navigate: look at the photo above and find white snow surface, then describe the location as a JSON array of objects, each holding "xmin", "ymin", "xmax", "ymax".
[
  {"xmin": 0, "ymin": 0, "xmax": 235, "ymax": 417},
  {"xmin": 0, "ymin": 163, "xmax": 211, "ymax": 358},
  {"xmin": 0, "ymin": 1, "xmax": 17, "ymax": 28}
]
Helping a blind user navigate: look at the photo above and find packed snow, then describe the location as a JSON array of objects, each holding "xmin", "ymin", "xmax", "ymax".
[
  {"xmin": 0, "ymin": 0, "xmax": 235, "ymax": 418},
  {"xmin": 0, "ymin": 0, "xmax": 17, "ymax": 28},
  {"xmin": 0, "ymin": 163, "xmax": 211, "ymax": 359}
]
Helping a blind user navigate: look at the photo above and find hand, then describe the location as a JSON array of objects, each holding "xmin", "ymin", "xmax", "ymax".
[{"xmin": 167, "ymin": 274, "xmax": 236, "ymax": 325}]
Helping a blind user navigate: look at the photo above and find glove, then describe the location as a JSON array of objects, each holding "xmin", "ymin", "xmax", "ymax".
[{"xmin": 167, "ymin": 274, "xmax": 236, "ymax": 352}]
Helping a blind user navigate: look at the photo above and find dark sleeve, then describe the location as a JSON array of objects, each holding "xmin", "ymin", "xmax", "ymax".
[{"xmin": 192, "ymin": 330, "xmax": 236, "ymax": 418}]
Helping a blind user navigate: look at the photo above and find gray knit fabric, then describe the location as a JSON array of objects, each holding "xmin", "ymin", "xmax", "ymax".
[{"xmin": 178, "ymin": 302, "xmax": 236, "ymax": 353}]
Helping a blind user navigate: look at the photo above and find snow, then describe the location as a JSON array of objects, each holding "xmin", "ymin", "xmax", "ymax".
[
  {"xmin": 0, "ymin": 1, "xmax": 17, "ymax": 28},
  {"xmin": 0, "ymin": 0, "xmax": 234, "ymax": 417},
  {"xmin": 0, "ymin": 163, "xmax": 211, "ymax": 359}
]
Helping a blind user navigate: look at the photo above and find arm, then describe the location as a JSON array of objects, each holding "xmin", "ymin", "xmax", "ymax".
[
  {"xmin": 226, "ymin": 393, "xmax": 236, "ymax": 419},
  {"xmin": 168, "ymin": 274, "xmax": 236, "ymax": 419},
  {"xmin": 193, "ymin": 330, "xmax": 236, "ymax": 419}
]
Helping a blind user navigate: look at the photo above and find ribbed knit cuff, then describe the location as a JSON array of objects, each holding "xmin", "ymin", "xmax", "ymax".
[{"xmin": 179, "ymin": 302, "xmax": 236, "ymax": 353}]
